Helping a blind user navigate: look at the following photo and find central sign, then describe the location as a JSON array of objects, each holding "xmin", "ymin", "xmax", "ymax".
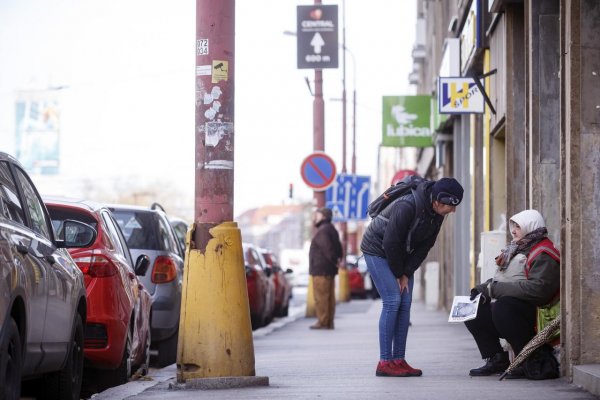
[{"xmin": 296, "ymin": 5, "xmax": 339, "ymax": 69}]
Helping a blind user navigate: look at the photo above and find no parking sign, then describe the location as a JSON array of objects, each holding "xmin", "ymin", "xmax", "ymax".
[{"xmin": 300, "ymin": 152, "xmax": 337, "ymax": 191}]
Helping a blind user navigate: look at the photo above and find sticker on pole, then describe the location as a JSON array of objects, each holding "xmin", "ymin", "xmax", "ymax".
[{"xmin": 300, "ymin": 152, "xmax": 337, "ymax": 191}]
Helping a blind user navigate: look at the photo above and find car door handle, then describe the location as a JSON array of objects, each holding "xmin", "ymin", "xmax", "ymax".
[{"xmin": 16, "ymin": 244, "xmax": 29, "ymax": 255}]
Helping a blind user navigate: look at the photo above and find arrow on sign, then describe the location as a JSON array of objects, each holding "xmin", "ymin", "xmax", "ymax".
[
  {"xmin": 310, "ymin": 32, "xmax": 325, "ymax": 54},
  {"xmin": 331, "ymin": 204, "xmax": 344, "ymax": 220},
  {"xmin": 356, "ymin": 182, "xmax": 370, "ymax": 218},
  {"xmin": 343, "ymin": 180, "xmax": 352, "ymax": 217}
]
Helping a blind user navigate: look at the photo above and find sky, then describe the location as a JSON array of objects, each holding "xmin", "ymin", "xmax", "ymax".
[{"xmin": 0, "ymin": 0, "xmax": 416, "ymax": 219}]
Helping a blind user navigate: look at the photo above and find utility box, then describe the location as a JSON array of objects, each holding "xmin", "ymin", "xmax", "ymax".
[{"xmin": 479, "ymin": 231, "xmax": 506, "ymax": 283}]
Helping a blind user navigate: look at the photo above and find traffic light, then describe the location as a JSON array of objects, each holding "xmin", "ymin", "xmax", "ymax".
[{"xmin": 289, "ymin": 183, "xmax": 293, "ymax": 199}]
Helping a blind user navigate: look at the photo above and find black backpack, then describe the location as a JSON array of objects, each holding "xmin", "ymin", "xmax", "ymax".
[
  {"xmin": 367, "ymin": 175, "xmax": 429, "ymax": 253},
  {"xmin": 367, "ymin": 175, "xmax": 427, "ymax": 218},
  {"xmin": 522, "ymin": 344, "xmax": 560, "ymax": 380}
]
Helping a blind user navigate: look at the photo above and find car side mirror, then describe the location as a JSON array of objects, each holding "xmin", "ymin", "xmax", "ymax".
[
  {"xmin": 264, "ymin": 266, "xmax": 272, "ymax": 277},
  {"xmin": 57, "ymin": 220, "xmax": 97, "ymax": 248},
  {"xmin": 134, "ymin": 254, "xmax": 151, "ymax": 276}
]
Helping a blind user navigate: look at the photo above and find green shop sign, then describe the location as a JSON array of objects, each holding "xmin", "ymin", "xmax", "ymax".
[{"xmin": 382, "ymin": 95, "xmax": 432, "ymax": 147}]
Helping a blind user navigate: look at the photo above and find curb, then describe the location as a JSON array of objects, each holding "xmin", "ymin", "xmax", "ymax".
[{"xmin": 91, "ymin": 304, "xmax": 307, "ymax": 399}]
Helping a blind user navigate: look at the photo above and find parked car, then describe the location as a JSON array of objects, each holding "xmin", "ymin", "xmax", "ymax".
[
  {"xmin": 346, "ymin": 254, "xmax": 379, "ymax": 299},
  {"xmin": 109, "ymin": 204, "xmax": 184, "ymax": 367},
  {"xmin": 168, "ymin": 216, "xmax": 189, "ymax": 255},
  {"xmin": 44, "ymin": 197, "xmax": 152, "ymax": 392},
  {"xmin": 346, "ymin": 259, "xmax": 366, "ymax": 299},
  {"xmin": 0, "ymin": 151, "xmax": 96, "ymax": 400},
  {"xmin": 260, "ymin": 249, "xmax": 293, "ymax": 318},
  {"xmin": 279, "ymin": 248, "xmax": 309, "ymax": 287},
  {"xmin": 242, "ymin": 243, "xmax": 276, "ymax": 329}
]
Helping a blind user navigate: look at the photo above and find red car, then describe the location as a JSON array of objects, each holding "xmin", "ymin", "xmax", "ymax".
[
  {"xmin": 347, "ymin": 255, "xmax": 379, "ymax": 299},
  {"xmin": 347, "ymin": 262, "xmax": 367, "ymax": 298},
  {"xmin": 243, "ymin": 243, "xmax": 276, "ymax": 329},
  {"xmin": 260, "ymin": 249, "xmax": 293, "ymax": 317},
  {"xmin": 45, "ymin": 198, "xmax": 152, "ymax": 392}
]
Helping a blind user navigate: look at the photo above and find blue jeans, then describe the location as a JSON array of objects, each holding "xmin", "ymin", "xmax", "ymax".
[{"xmin": 364, "ymin": 254, "xmax": 414, "ymax": 361}]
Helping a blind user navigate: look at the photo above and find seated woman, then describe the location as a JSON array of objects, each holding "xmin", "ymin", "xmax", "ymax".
[{"xmin": 465, "ymin": 209, "xmax": 560, "ymax": 378}]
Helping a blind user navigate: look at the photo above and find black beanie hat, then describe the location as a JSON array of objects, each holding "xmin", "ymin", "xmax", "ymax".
[
  {"xmin": 316, "ymin": 207, "xmax": 333, "ymax": 220},
  {"xmin": 431, "ymin": 178, "xmax": 464, "ymax": 206}
]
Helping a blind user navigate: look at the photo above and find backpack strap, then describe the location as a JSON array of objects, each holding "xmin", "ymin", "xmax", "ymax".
[
  {"xmin": 525, "ymin": 239, "xmax": 560, "ymax": 278},
  {"xmin": 526, "ymin": 239, "xmax": 561, "ymax": 314},
  {"xmin": 405, "ymin": 188, "xmax": 424, "ymax": 254},
  {"xmin": 373, "ymin": 191, "xmax": 422, "ymax": 254}
]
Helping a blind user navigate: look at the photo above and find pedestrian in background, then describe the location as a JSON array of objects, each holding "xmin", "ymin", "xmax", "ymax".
[
  {"xmin": 309, "ymin": 207, "xmax": 343, "ymax": 330},
  {"xmin": 361, "ymin": 177, "xmax": 464, "ymax": 377},
  {"xmin": 465, "ymin": 209, "xmax": 560, "ymax": 379}
]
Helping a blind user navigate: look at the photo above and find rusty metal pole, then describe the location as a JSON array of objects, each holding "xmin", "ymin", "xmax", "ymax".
[
  {"xmin": 306, "ymin": 0, "xmax": 325, "ymax": 318},
  {"xmin": 313, "ymin": 85, "xmax": 325, "ymax": 208},
  {"xmin": 352, "ymin": 89, "xmax": 356, "ymax": 174},
  {"xmin": 348, "ymin": 88, "xmax": 358, "ymax": 254},
  {"xmin": 348, "ymin": 89, "xmax": 357, "ymax": 255},
  {"xmin": 337, "ymin": 0, "xmax": 350, "ymax": 302},
  {"xmin": 340, "ymin": 0, "xmax": 348, "ymax": 259},
  {"xmin": 194, "ymin": 0, "xmax": 235, "ymax": 237},
  {"xmin": 176, "ymin": 0, "xmax": 267, "ymax": 386},
  {"xmin": 313, "ymin": 0, "xmax": 325, "ymax": 208}
]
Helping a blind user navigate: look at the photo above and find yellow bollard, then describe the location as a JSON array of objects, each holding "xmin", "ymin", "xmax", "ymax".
[
  {"xmin": 305, "ymin": 275, "xmax": 316, "ymax": 317},
  {"xmin": 177, "ymin": 222, "xmax": 255, "ymax": 381},
  {"xmin": 337, "ymin": 267, "xmax": 351, "ymax": 302}
]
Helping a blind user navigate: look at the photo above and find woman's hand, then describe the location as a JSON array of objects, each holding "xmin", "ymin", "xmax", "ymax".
[{"xmin": 397, "ymin": 275, "xmax": 410, "ymax": 294}]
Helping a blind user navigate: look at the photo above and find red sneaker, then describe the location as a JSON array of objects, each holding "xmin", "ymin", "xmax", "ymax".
[
  {"xmin": 394, "ymin": 359, "xmax": 422, "ymax": 376},
  {"xmin": 375, "ymin": 360, "xmax": 410, "ymax": 377}
]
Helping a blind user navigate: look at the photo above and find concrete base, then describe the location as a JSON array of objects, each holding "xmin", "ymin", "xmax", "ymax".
[
  {"xmin": 171, "ymin": 376, "xmax": 269, "ymax": 390},
  {"xmin": 573, "ymin": 364, "xmax": 600, "ymax": 397}
]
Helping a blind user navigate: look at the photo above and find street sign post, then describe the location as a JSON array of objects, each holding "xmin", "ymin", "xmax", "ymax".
[
  {"xmin": 300, "ymin": 152, "xmax": 337, "ymax": 191},
  {"xmin": 296, "ymin": 5, "xmax": 339, "ymax": 69},
  {"xmin": 326, "ymin": 174, "xmax": 371, "ymax": 221}
]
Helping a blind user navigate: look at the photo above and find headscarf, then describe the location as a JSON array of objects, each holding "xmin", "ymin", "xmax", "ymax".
[{"xmin": 495, "ymin": 210, "xmax": 548, "ymax": 269}]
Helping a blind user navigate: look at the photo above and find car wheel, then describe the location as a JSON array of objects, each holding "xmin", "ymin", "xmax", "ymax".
[
  {"xmin": 140, "ymin": 328, "xmax": 151, "ymax": 376},
  {"xmin": 0, "ymin": 318, "xmax": 22, "ymax": 400},
  {"xmin": 250, "ymin": 314, "xmax": 262, "ymax": 330},
  {"xmin": 105, "ymin": 328, "xmax": 133, "ymax": 387},
  {"xmin": 44, "ymin": 313, "xmax": 84, "ymax": 400},
  {"xmin": 156, "ymin": 329, "xmax": 178, "ymax": 368}
]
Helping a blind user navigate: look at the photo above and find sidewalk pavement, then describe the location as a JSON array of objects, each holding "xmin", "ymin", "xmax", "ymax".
[{"xmin": 93, "ymin": 300, "xmax": 598, "ymax": 400}]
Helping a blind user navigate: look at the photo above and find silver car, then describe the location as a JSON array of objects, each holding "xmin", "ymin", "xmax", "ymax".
[
  {"xmin": 109, "ymin": 204, "xmax": 184, "ymax": 368},
  {"xmin": 0, "ymin": 151, "xmax": 96, "ymax": 400}
]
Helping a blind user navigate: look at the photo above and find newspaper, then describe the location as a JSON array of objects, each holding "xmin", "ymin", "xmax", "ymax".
[{"xmin": 448, "ymin": 294, "xmax": 481, "ymax": 322}]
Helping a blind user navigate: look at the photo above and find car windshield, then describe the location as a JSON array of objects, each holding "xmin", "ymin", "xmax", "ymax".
[{"xmin": 111, "ymin": 209, "xmax": 173, "ymax": 251}]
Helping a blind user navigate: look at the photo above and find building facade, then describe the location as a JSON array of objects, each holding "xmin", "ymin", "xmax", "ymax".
[{"xmin": 410, "ymin": 0, "xmax": 600, "ymax": 390}]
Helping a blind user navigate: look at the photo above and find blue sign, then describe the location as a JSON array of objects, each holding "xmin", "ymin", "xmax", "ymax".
[
  {"xmin": 300, "ymin": 152, "xmax": 337, "ymax": 191},
  {"xmin": 325, "ymin": 174, "xmax": 371, "ymax": 221}
]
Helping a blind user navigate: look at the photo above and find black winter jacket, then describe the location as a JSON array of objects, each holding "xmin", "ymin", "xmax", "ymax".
[
  {"xmin": 360, "ymin": 181, "xmax": 444, "ymax": 279},
  {"xmin": 309, "ymin": 220, "xmax": 343, "ymax": 276}
]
